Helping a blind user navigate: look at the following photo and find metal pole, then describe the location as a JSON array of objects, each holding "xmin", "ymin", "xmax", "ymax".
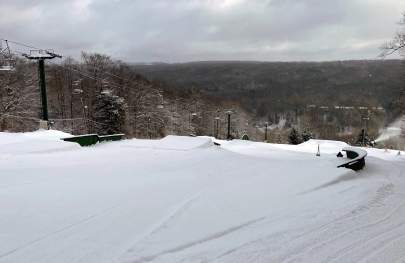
[
  {"xmin": 227, "ymin": 112, "xmax": 231, "ymax": 140},
  {"xmin": 362, "ymin": 115, "xmax": 369, "ymax": 146},
  {"xmin": 38, "ymin": 59, "xmax": 48, "ymax": 121},
  {"xmin": 213, "ymin": 118, "xmax": 216, "ymax": 137},
  {"xmin": 362, "ymin": 129, "xmax": 365, "ymax": 146},
  {"xmin": 214, "ymin": 117, "xmax": 220, "ymax": 138},
  {"xmin": 148, "ymin": 117, "xmax": 151, "ymax": 139},
  {"xmin": 217, "ymin": 119, "xmax": 220, "ymax": 138},
  {"xmin": 265, "ymin": 122, "xmax": 268, "ymax": 141},
  {"xmin": 215, "ymin": 119, "xmax": 219, "ymax": 138},
  {"xmin": 365, "ymin": 118, "xmax": 368, "ymax": 137}
]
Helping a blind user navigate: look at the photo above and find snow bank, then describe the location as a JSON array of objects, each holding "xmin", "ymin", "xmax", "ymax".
[
  {"xmin": 158, "ymin": 135, "xmax": 213, "ymax": 150},
  {"xmin": 221, "ymin": 139, "xmax": 349, "ymax": 159},
  {"xmin": 0, "ymin": 130, "xmax": 79, "ymax": 155},
  {"xmin": 121, "ymin": 135, "xmax": 214, "ymax": 151},
  {"xmin": 296, "ymin": 139, "xmax": 349, "ymax": 154}
]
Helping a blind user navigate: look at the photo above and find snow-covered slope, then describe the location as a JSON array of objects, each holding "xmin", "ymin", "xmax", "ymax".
[
  {"xmin": 1, "ymin": 131, "xmax": 405, "ymax": 263},
  {"xmin": 0, "ymin": 130, "xmax": 79, "ymax": 155}
]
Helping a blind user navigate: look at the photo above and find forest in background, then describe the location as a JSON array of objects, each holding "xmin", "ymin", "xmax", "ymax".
[
  {"xmin": 133, "ymin": 60, "xmax": 404, "ymax": 143},
  {"xmin": 1, "ymin": 54, "xmax": 404, "ymax": 144},
  {"xmin": 0, "ymin": 53, "xmax": 257, "ymax": 141}
]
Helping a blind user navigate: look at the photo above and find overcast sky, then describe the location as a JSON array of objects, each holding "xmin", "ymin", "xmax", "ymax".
[{"xmin": 0, "ymin": 0, "xmax": 404, "ymax": 63}]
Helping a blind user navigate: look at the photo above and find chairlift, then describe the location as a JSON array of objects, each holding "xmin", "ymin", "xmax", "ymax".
[
  {"xmin": 101, "ymin": 89, "xmax": 112, "ymax": 95},
  {"xmin": 0, "ymin": 40, "xmax": 16, "ymax": 71},
  {"xmin": 72, "ymin": 88, "xmax": 84, "ymax": 95},
  {"xmin": 73, "ymin": 79, "xmax": 82, "ymax": 87},
  {"xmin": 101, "ymin": 80, "xmax": 110, "ymax": 89},
  {"xmin": 0, "ymin": 60, "xmax": 15, "ymax": 71}
]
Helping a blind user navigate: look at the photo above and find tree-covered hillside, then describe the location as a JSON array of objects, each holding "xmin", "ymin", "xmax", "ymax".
[{"xmin": 133, "ymin": 60, "xmax": 403, "ymax": 119}]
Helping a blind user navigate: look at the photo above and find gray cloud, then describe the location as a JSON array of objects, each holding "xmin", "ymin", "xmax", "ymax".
[{"xmin": 0, "ymin": 0, "xmax": 404, "ymax": 62}]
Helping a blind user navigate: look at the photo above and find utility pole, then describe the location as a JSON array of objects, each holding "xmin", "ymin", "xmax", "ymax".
[
  {"xmin": 361, "ymin": 113, "xmax": 370, "ymax": 146},
  {"xmin": 147, "ymin": 116, "xmax": 151, "ymax": 139},
  {"xmin": 214, "ymin": 117, "xmax": 220, "ymax": 138},
  {"xmin": 226, "ymin": 111, "xmax": 232, "ymax": 140},
  {"xmin": 190, "ymin": 112, "xmax": 197, "ymax": 135},
  {"xmin": 23, "ymin": 50, "xmax": 62, "ymax": 127}
]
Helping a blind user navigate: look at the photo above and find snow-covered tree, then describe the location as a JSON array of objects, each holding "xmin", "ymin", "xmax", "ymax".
[
  {"xmin": 301, "ymin": 128, "xmax": 313, "ymax": 142},
  {"xmin": 0, "ymin": 62, "xmax": 39, "ymax": 131},
  {"xmin": 288, "ymin": 128, "xmax": 302, "ymax": 145},
  {"xmin": 93, "ymin": 89, "xmax": 126, "ymax": 135}
]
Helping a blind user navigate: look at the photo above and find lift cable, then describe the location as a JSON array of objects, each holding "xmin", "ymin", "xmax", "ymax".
[{"xmin": 0, "ymin": 38, "xmax": 149, "ymax": 87}]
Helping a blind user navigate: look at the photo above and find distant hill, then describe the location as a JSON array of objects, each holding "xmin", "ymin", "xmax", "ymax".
[{"xmin": 133, "ymin": 60, "xmax": 404, "ymax": 119}]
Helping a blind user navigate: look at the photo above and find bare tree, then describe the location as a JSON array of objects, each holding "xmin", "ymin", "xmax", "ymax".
[
  {"xmin": 0, "ymin": 62, "xmax": 39, "ymax": 131},
  {"xmin": 381, "ymin": 13, "xmax": 405, "ymax": 57}
]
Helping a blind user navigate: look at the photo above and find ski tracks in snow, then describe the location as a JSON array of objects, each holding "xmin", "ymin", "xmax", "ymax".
[
  {"xmin": 120, "ymin": 192, "xmax": 266, "ymax": 263},
  {"xmin": 128, "ymin": 193, "xmax": 202, "ymax": 247},
  {"xmin": 118, "ymin": 193, "xmax": 202, "ymax": 261},
  {"xmin": 276, "ymin": 162, "xmax": 405, "ymax": 263},
  {"xmin": 0, "ymin": 202, "xmax": 123, "ymax": 261},
  {"xmin": 129, "ymin": 217, "xmax": 265, "ymax": 263},
  {"xmin": 201, "ymin": 160, "xmax": 405, "ymax": 263}
]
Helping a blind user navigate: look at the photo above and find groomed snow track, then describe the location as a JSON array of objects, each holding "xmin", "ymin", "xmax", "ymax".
[{"xmin": 1, "ymin": 132, "xmax": 405, "ymax": 263}]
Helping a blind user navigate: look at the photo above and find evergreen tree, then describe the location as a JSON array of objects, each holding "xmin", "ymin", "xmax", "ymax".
[
  {"xmin": 288, "ymin": 128, "xmax": 302, "ymax": 145},
  {"xmin": 93, "ymin": 89, "xmax": 126, "ymax": 135},
  {"xmin": 301, "ymin": 128, "xmax": 313, "ymax": 142}
]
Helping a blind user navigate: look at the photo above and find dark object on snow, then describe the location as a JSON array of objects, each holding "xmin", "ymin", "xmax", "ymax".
[
  {"xmin": 337, "ymin": 147, "xmax": 367, "ymax": 171},
  {"xmin": 241, "ymin": 134, "xmax": 249, "ymax": 140},
  {"xmin": 336, "ymin": 152, "xmax": 344, "ymax": 157},
  {"xmin": 214, "ymin": 142, "xmax": 221, "ymax": 146},
  {"xmin": 316, "ymin": 144, "xmax": 320, "ymax": 157},
  {"xmin": 288, "ymin": 128, "xmax": 302, "ymax": 145},
  {"xmin": 301, "ymin": 128, "xmax": 313, "ymax": 142},
  {"xmin": 62, "ymin": 134, "xmax": 99, "ymax": 146},
  {"xmin": 62, "ymin": 134, "xmax": 125, "ymax": 146},
  {"xmin": 355, "ymin": 129, "xmax": 374, "ymax": 147},
  {"xmin": 98, "ymin": 134, "xmax": 125, "ymax": 143}
]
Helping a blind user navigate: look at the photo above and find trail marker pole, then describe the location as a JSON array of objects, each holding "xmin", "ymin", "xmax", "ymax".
[{"xmin": 316, "ymin": 144, "xmax": 321, "ymax": 157}]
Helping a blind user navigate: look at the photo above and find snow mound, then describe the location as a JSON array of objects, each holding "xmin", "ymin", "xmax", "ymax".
[
  {"xmin": 297, "ymin": 139, "xmax": 349, "ymax": 154},
  {"xmin": 0, "ymin": 130, "xmax": 80, "ymax": 155},
  {"xmin": 121, "ymin": 136, "xmax": 214, "ymax": 151},
  {"xmin": 157, "ymin": 135, "xmax": 213, "ymax": 150},
  {"xmin": 22, "ymin": 129, "xmax": 72, "ymax": 140}
]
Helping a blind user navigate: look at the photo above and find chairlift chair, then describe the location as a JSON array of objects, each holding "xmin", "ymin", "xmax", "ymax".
[
  {"xmin": 0, "ymin": 58, "xmax": 16, "ymax": 71},
  {"xmin": 0, "ymin": 40, "xmax": 16, "ymax": 71}
]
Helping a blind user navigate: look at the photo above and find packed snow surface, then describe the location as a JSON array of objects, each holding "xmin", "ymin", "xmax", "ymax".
[{"xmin": 1, "ymin": 131, "xmax": 405, "ymax": 262}]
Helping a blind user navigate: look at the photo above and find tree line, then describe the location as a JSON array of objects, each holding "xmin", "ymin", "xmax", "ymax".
[{"xmin": 0, "ymin": 52, "xmax": 261, "ymax": 140}]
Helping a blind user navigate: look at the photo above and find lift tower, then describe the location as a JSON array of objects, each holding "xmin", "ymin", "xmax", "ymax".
[{"xmin": 23, "ymin": 50, "xmax": 62, "ymax": 124}]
